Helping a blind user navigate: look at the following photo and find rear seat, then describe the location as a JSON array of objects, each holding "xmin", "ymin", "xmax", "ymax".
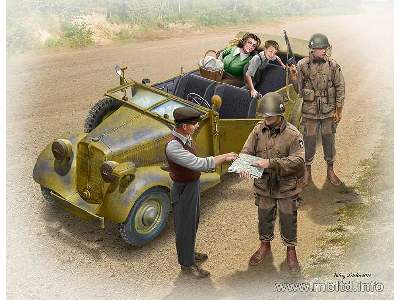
[
  {"xmin": 255, "ymin": 64, "xmax": 286, "ymax": 96},
  {"xmin": 174, "ymin": 72, "xmax": 257, "ymax": 119},
  {"xmin": 214, "ymin": 84, "xmax": 253, "ymax": 119},
  {"xmin": 174, "ymin": 73, "xmax": 217, "ymax": 107}
]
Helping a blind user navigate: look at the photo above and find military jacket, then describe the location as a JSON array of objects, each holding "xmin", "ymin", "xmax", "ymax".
[
  {"xmin": 296, "ymin": 55, "xmax": 345, "ymax": 119},
  {"xmin": 241, "ymin": 120, "xmax": 305, "ymax": 198}
]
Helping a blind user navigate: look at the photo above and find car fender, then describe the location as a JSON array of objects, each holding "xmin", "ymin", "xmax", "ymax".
[
  {"xmin": 32, "ymin": 133, "xmax": 85, "ymax": 199},
  {"xmin": 99, "ymin": 165, "xmax": 172, "ymax": 223}
]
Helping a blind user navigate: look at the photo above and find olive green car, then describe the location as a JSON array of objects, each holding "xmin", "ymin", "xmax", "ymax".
[{"xmin": 33, "ymin": 34, "xmax": 308, "ymax": 246}]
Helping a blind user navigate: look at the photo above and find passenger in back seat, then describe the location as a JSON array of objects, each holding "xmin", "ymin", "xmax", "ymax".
[
  {"xmin": 218, "ymin": 32, "xmax": 261, "ymax": 87},
  {"xmin": 245, "ymin": 40, "xmax": 286, "ymax": 98}
]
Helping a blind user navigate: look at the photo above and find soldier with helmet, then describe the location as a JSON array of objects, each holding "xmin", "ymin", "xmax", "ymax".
[
  {"xmin": 289, "ymin": 33, "xmax": 345, "ymax": 186},
  {"xmin": 239, "ymin": 92, "xmax": 305, "ymax": 272}
]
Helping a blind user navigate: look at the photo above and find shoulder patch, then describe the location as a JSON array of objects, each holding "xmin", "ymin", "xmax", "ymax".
[{"xmin": 299, "ymin": 139, "xmax": 304, "ymax": 148}]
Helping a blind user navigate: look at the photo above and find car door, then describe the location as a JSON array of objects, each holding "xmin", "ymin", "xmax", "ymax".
[{"xmin": 218, "ymin": 118, "xmax": 261, "ymax": 174}]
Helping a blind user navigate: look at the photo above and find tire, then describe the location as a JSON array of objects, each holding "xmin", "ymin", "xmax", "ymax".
[
  {"xmin": 84, "ymin": 97, "xmax": 121, "ymax": 133},
  {"xmin": 41, "ymin": 186, "xmax": 56, "ymax": 204},
  {"xmin": 119, "ymin": 187, "xmax": 170, "ymax": 246}
]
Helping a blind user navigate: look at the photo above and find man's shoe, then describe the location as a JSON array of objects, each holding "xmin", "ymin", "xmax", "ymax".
[
  {"xmin": 195, "ymin": 252, "xmax": 208, "ymax": 263},
  {"xmin": 181, "ymin": 264, "xmax": 210, "ymax": 278},
  {"xmin": 327, "ymin": 163, "xmax": 342, "ymax": 186},
  {"xmin": 287, "ymin": 246, "xmax": 300, "ymax": 273},
  {"xmin": 249, "ymin": 241, "xmax": 272, "ymax": 266},
  {"xmin": 303, "ymin": 165, "xmax": 312, "ymax": 187}
]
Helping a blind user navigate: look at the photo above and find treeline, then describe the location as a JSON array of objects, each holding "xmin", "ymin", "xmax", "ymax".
[{"xmin": 7, "ymin": 0, "xmax": 364, "ymax": 52}]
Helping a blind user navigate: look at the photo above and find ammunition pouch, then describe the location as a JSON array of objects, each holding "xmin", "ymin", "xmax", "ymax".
[
  {"xmin": 320, "ymin": 87, "xmax": 336, "ymax": 114},
  {"xmin": 302, "ymin": 88, "xmax": 317, "ymax": 115},
  {"xmin": 254, "ymin": 171, "xmax": 303, "ymax": 198}
]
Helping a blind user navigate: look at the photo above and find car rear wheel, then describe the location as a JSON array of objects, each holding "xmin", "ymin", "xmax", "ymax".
[
  {"xmin": 41, "ymin": 186, "xmax": 56, "ymax": 203},
  {"xmin": 84, "ymin": 97, "xmax": 121, "ymax": 133},
  {"xmin": 119, "ymin": 188, "xmax": 170, "ymax": 246}
]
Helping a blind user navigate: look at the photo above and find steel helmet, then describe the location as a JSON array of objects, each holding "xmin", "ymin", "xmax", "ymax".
[
  {"xmin": 308, "ymin": 33, "xmax": 331, "ymax": 49},
  {"xmin": 257, "ymin": 92, "xmax": 285, "ymax": 117}
]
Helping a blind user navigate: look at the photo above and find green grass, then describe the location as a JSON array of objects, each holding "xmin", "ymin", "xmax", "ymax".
[
  {"xmin": 62, "ymin": 21, "xmax": 94, "ymax": 48},
  {"xmin": 304, "ymin": 143, "xmax": 385, "ymax": 277},
  {"xmin": 115, "ymin": 28, "xmax": 135, "ymax": 40},
  {"xmin": 326, "ymin": 224, "xmax": 346, "ymax": 234}
]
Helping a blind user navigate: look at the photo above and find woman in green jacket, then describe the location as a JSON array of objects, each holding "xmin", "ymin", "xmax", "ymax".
[{"xmin": 218, "ymin": 32, "xmax": 261, "ymax": 87}]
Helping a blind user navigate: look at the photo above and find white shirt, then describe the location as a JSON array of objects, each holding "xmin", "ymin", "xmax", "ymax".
[{"xmin": 165, "ymin": 130, "xmax": 216, "ymax": 172}]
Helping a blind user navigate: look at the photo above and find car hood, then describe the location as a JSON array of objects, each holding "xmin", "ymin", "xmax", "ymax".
[{"xmin": 83, "ymin": 108, "xmax": 172, "ymax": 155}]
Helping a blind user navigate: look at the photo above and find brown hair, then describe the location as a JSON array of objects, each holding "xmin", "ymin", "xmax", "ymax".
[
  {"xmin": 264, "ymin": 40, "xmax": 280, "ymax": 52},
  {"xmin": 237, "ymin": 32, "xmax": 261, "ymax": 55}
]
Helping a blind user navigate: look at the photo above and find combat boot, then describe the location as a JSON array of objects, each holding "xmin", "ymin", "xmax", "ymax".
[
  {"xmin": 249, "ymin": 241, "xmax": 272, "ymax": 266},
  {"xmin": 181, "ymin": 264, "xmax": 210, "ymax": 278},
  {"xmin": 303, "ymin": 165, "xmax": 312, "ymax": 187},
  {"xmin": 195, "ymin": 252, "xmax": 208, "ymax": 263},
  {"xmin": 287, "ymin": 246, "xmax": 300, "ymax": 273},
  {"xmin": 327, "ymin": 163, "xmax": 342, "ymax": 186}
]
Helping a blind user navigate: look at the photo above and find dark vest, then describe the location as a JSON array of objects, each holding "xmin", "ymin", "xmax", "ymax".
[{"xmin": 165, "ymin": 135, "xmax": 201, "ymax": 182}]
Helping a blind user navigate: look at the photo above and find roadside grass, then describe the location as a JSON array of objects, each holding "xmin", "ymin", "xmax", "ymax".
[
  {"xmin": 6, "ymin": 1, "xmax": 367, "ymax": 53},
  {"xmin": 303, "ymin": 140, "xmax": 391, "ymax": 277},
  {"xmin": 44, "ymin": 22, "xmax": 94, "ymax": 49}
]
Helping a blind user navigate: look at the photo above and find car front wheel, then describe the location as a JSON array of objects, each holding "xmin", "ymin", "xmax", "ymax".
[{"xmin": 119, "ymin": 188, "xmax": 171, "ymax": 246}]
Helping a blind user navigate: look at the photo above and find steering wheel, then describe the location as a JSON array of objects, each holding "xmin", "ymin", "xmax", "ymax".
[{"xmin": 186, "ymin": 93, "xmax": 211, "ymax": 108}]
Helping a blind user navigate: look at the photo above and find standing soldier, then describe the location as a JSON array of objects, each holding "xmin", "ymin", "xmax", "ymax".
[
  {"xmin": 290, "ymin": 33, "xmax": 345, "ymax": 186},
  {"xmin": 240, "ymin": 92, "xmax": 305, "ymax": 273},
  {"xmin": 165, "ymin": 107, "xmax": 237, "ymax": 278}
]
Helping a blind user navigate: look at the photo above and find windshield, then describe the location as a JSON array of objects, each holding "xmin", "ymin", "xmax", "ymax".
[
  {"xmin": 110, "ymin": 86, "xmax": 166, "ymax": 108},
  {"xmin": 110, "ymin": 85, "xmax": 205, "ymax": 121},
  {"xmin": 150, "ymin": 100, "xmax": 188, "ymax": 121}
]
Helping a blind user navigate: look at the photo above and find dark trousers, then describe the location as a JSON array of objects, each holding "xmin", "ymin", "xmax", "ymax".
[
  {"xmin": 257, "ymin": 195, "xmax": 299, "ymax": 246},
  {"xmin": 171, "ymin": 179, "xmax": 200, "ymax": 267},
  {"xmin": 302, "ymin": 117, "xmax": 337, "ymax": 165}
]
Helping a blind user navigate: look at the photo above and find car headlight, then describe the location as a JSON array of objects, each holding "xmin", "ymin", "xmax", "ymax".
[
  {"xmin": 52, "ymin": 139, "xmax": 73, "ymax": 161},
  {"xmin": 101, "ymin": 161, "xmax": 119, "ymax": 183},
  {"xmin": 101, "ymin": 161, "xmax": 136, "ymax": 183}
]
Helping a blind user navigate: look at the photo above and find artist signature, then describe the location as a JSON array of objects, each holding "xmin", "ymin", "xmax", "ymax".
[{"xmin": 334, "ymin": 272, "xmax": 372, "ymax": 280}]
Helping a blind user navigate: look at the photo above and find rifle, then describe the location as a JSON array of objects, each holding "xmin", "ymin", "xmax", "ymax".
[
  {"xmin": 283, "ymin": 30, "xmax": 296, "ymax": 66},
  {"xmin": 283, "ymin": 30, "xmax": 297, "ymax": 102}
]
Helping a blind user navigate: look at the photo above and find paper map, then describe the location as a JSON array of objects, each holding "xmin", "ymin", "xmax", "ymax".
[{"xmin": 228, "ymin": 153, "xmax": 264, "ymax": 179}]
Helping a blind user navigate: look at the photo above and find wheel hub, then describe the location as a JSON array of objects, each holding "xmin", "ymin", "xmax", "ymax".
[{"xmin": 142, "ymin": 206, "xmax": 158, "ymax": 227}]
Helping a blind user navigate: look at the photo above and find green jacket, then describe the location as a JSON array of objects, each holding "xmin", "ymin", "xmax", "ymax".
[{"xmin": 221, "ymin": 47, "xmax": 253, "ymax": 78}]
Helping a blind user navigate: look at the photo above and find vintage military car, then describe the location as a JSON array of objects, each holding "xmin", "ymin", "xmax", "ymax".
[{"xmin": 33, "ymin": 34, "xmax": 308, "ymax": 246}]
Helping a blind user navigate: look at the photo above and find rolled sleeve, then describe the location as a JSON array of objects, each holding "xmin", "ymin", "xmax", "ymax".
[{"xmin": 166, "ymin": 141, "xmax": 215, "ymax": 172}]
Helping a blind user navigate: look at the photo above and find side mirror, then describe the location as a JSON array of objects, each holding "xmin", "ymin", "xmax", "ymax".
[
  {"xmin": 115, "ymin": 65, "xmax": 123, "ymax": 77},
  {"xmin": 142, "ymin": 78, "xmax": 150, "ymax": 85},
  {"xmin": 115, "ymin": 65, "xmax": 127, "ymax": 85}
]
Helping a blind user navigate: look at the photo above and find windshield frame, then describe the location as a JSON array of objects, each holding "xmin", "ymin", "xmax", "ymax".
[{"xmin": 105, "ymin": 81, "xmax": 210, "ymax": 124}]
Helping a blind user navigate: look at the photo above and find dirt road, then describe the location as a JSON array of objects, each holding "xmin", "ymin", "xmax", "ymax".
[{"xmin": 6, "ymin": 7, "xmax": 393, "ymax": 299}]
